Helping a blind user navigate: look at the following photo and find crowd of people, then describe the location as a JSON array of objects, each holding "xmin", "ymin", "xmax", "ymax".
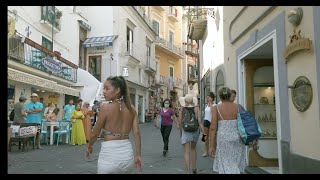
[
  {"xmin": 12, "ymin": 93, "xmax": 101, "ymax": 148},
  {"xmin": 11, "ymin": 75, "xmax": 247, "ymax": 174}
]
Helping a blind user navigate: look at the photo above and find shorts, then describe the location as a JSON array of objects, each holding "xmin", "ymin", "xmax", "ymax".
[{"xmin": 203, "ymin": 120, "xmax": 211, "ymax": 128}]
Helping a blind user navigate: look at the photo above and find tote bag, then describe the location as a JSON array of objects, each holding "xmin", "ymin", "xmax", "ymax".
[
  {"xmin": 154, "ymin": 109, "xmax": 162, "ymax": 129},
  {"xmin": 237, "ymin": 105, "xmax": 262, "ymax": 145}
]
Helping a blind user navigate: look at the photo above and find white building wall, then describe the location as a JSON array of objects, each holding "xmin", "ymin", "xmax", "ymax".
[{"xmin": 8, "ymin": 6, "xmax": 80, "ymax": 65}]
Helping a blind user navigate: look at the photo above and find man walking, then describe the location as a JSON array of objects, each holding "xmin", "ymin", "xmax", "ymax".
[{"xmin": 25, "ymin": 93, "xmax": 43, "ymax": 149}]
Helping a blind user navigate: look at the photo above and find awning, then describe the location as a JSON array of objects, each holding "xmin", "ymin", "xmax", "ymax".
[
  {"xmin": 8, "ymin": 68, "xmax": 80, "ymax": 97},
  {"xmin": 83, "ymin": 35, "xmax": 117, "ymax": 48}
]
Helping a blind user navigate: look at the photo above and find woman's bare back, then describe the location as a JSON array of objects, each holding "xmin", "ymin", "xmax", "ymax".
[
  {"xmin": 217, "ymin": 102, "xmax": 238, "ymax": 120},
  {"xmin": 102, "ymin": 102, "xmax": 135, "ymax": 140}
]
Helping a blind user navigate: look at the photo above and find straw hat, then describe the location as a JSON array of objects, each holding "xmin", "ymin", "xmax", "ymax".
[{"xmin": 179, "ymin": 94, "xmax": 198, "ymax": 107}]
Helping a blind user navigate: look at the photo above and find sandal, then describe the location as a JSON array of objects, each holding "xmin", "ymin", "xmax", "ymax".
[{"xmin": 202, "ymin": 153, "xmax": 208, "ymax": 157}]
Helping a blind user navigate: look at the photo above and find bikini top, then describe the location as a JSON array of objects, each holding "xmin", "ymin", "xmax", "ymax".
[{"xmin": 102, "ymin": 129, "xmax": 129, "ymax": 137}]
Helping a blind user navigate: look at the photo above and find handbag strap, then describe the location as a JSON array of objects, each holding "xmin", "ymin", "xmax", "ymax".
[{"xmin": 216, "ymin": 105, "xmax": 224, "ymax": 120}]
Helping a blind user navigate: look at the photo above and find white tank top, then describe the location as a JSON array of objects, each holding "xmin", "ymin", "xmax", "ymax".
[{"xmin": 204, "ymin": 104, "xmax": 216, "ymax": 122}]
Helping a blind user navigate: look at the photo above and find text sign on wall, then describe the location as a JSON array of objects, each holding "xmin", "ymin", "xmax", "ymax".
[{"xmin": 122, "ymin": 67, "xmax": 129, "ymax": 77}]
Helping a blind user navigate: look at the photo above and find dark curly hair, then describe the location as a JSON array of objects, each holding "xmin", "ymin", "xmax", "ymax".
[
  {"xmin": 162, "ymin": 98, "xmax": 172, "ymax": 108},
  {"xmin": 207, "ymin": 92, "xmax": 216, "ymax": 101}
]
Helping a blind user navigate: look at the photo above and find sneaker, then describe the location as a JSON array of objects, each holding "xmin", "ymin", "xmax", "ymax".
[
  {"xmin": 192, "ymin": 168, "xmax": 197, "ymax": 174},
  {"xmin": 163, "ymin": 150, "xmax": 167, "ymax": 157},
  {"xmin": 37, "ymin": 145, "xmax": 42, "ymax": 149}
]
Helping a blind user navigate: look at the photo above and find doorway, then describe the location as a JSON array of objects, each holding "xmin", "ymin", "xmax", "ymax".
[
  {"xmin": 88, "ymin": 56, "xmax": 102, "ymax": 81},
  {"xmin": 238, "ymin": 35, "xmax": 282, "ymax": 174}
]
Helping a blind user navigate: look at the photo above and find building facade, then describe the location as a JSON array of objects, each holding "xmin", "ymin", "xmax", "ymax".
[
  {"xmin": 80, "ymin": 6, "xmax": 158, "ymax": 123},
  {"xmin": 223, "ymin": 6, "xmax": 320, "ymax": 173},
  {"xmin": 144, "ymin": 6, "xmax": 185, "ymax": 111},
  {"xmin": 8, "ymin": 6, "xmax": 82, "ymax": 120}
]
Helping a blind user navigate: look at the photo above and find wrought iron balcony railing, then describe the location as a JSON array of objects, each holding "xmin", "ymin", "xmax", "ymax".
[
  {"xmin": 41, "ymin": 6, "xmax": 61, "ymax": 31},
  {"xmin": 8, "ymin": 36, "xmax": 78, "ymax": 83}
]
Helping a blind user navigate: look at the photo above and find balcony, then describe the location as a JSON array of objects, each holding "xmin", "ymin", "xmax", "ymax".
[
  {"xmin": 154, "ymin": 6, "xmax": 166, "ymax": 12},
  {"xmin": 145, "ymin": 56, "xmax": 157, "ymax": 75},
  {"xmin": 155, "ymin": 37, "xmax": 185, "ymax": 59},
  {"xmin": 168, "ymin": 7, "xmax": 179, "ymax": 22},
  {"xmin": 188, "ymin": 18, "xmax": 207, "ymax": 40},
  {"xmin": 40, "ymin": 6, "xmax": 62, "ymax": 32},
  {"xmin": 160, "ymin": 75, "xmax": 169, "ymax": 86},
  {"xmin": 188, "ymin": 64, "xmax": 198, "ymax": 84},
  {"xmin": 8, "ymin": 36, "xmax": 77, "ymax": 83},
  {"xmin": 185, "ymin": 44, "xmax": 198, "ymax": 56}
]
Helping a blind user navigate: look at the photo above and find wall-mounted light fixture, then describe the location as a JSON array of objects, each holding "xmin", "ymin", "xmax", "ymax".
[
  {"xmin": 288, "ymin": 7, "xmax": 303, "ymax": 27},
  {"xmin": 110, "ymin": 53, "xmax": 114, "ymax": 60}
]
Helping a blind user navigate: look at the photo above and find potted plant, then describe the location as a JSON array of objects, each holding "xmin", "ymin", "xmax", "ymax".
[{"xmin": 56, "ymin": 11, "xmax": 62, "ymax": 19}]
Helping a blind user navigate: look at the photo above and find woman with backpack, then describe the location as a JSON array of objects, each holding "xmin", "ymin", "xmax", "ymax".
[
  {"xmin": 178, "ymin": 94, "xmax": 205, "ymax": 174},
  {"xmin": 209, "ymin": 87, "xmax": 246, "ymax": 174},
  {"xmin": 155, "ymin": 98, "xmax": 179, "ymax": 157}
]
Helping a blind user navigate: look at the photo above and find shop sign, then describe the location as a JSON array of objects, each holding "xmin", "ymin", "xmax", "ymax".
[
  {"xmin": 122, "ymin": 67, "xmax": 129, "ymax": 77},
  {"xmin": 289, "ymin": 76, "xmax": 313, "ymax": 112},
  {"xmin": 42, "ymin": 58, "xmax": 62, "ymax": 73},
  {"xmin": 284, "ymin": 29, "xmax": 312, "ymax": 62},
  {"xmin": 88, "ymin": 46, "xmax": 107, "ymax": 55}
]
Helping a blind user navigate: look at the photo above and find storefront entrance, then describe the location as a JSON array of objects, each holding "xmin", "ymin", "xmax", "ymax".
[{"xmin": 238, "ymin": 37, "xmax": 281, "ymax": 174}]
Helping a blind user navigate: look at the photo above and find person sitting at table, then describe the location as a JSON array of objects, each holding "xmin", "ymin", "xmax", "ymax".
[
  {"xmin": 46, "ymin": 108, "xmax": 60, "ymax": 131},
  {"xmin": 44, "ymin": 102, "xmax": 55, "ymax": 118}
]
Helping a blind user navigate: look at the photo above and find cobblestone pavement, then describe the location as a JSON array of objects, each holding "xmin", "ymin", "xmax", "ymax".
[{"xmin": 8, "ymin": 121, "xmax": 216, "ymax": 174}]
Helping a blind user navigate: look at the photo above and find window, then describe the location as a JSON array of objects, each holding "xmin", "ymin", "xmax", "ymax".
[
  {"xmin": 152, "ymin": 20, "xmax": 159, "ymax": 35},
  {"xmin": 169, "ymin": 31, "xmax": 174, "ymax": 49},
  {"xmin": 169, "ymin": 66, "xmax": 174, "ymax": 78},
  {"xmin": 42, "ymin": 36, "xmax": 53, "ymax": 51},
  {"xmin": 169, "ymin": 6, "xmax": 174, "ymax": 14},
  {"xmin": 89, "ymin": 56, "xmax": 102, "ymax": 81},
  {"xmin": 127, "ymin": 27, "xmax": 133, "ymax": 55},
  {"xmin": 139, "ymin": 68, "xmax": 142, "ymax": 83},
  {"xmin": 146, "ymin": 45, "xmax": 151, "ymax": 64},
  {"xmin": 79, "ymin": 40, "xmax": 85, "ymax": 69}
]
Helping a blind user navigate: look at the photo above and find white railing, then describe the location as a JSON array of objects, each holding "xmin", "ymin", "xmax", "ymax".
[{"xmin": 156, "ymin": 36, "xmax": 185, "ymax": 57}]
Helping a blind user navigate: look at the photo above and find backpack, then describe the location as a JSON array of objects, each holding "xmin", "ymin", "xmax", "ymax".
[
  {"xmin": 182, "ymin": 107, "xmax": 198, "ymax": 132},
  {"xmin": 9, "ymin": 109, "xmax": 14, "ymax": 121}
]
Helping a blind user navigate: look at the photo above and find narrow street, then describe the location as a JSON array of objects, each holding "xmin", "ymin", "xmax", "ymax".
[{"xmin": 8, "ymin": 121, "xmax": 216, "ymax": 174}]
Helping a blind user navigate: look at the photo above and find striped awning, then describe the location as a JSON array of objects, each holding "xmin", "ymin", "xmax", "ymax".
[{"xmin": 83, "ymin": 36, "xmax": 117, "ymax": 48}]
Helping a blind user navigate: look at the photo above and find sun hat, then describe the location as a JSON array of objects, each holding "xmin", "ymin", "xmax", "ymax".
[
  {"xmin": 30, "ymin": 93, "xmax": 39, "ymax": 97},
  {"xmin": 179, "ymin": 94, "xmax": 198, "ymax": 107}
]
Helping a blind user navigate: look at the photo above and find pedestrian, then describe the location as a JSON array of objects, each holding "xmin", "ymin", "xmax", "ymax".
[
  {"xmin": 209, "ymin": 87, "xmax": 246, "ymax": 174},
  {"xmin": 230, "ymin": 89, "xmax": 246, "ymax": 111},
  {"xmin": 40, "ymin": 97, "xmax": 46, "ymax": 118},
  {"xmin": 92, "ymin": 100, "xmax": 99, "ymax": 127},
  {"xmin": 25, "ymin": 93, "xmax": 43, "ymax": 149},
  {"xmin": 86, "ymin": 76, "xmax": 143, "ymax": 174},
  {"xmin": 13, "ymin": 96, "xmax": 28, "ymax": 124},
  {"xmin": 63, "ymin": 99, "xmax": 75, "ymax": 121},
  {"xmin": 82, "ymin": 102, "xmax": 94, "ymax": 143},
  {"xmin": 202, "ymin": 92, "xmax": 216, "ymax": 157},
  {"xmin": 70, "ymin": 103, "xmax": 86, "ymax": 146},
  {"xmin": 178, "ymin": 94, "xmax": 205, "ymax": 174},
  {"xmin": 78, "ymin": 99, "xmax": 83, "ymax": 108},
  {"xmin": 155, "ymin": 98, "xmax": 179, "ymax": 157}
]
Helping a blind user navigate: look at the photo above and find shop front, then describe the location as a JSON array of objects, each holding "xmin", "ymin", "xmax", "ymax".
[
  {"xmin": 127, "ymin": 81, "xmax": 147, "ymax": 123},
  {"xmin": 8, "ymin": 68, "xmax": 80, "ymax": 120}
]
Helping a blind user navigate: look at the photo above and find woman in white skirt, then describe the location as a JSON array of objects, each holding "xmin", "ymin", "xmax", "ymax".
[{"xmin": 85, "ymin": 76, "xmax": 143, "ymax": 174}]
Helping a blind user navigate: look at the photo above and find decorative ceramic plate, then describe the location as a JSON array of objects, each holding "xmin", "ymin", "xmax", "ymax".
[{"xmin": 260, "ymin": 97, "xmax": 269, "ymax": 104}]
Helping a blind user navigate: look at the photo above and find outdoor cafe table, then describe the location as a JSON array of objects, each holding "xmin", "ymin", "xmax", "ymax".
[{"xmin": 43, "ymin": 121, "xmax": 70, "ymax": 145}]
